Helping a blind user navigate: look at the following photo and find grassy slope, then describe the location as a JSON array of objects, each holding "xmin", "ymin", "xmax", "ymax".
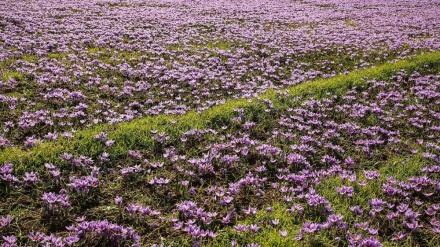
[
  {"xmin": 1, "ymin": 51, "xmax": 440, "ymax": 246},
  {"xmin": 2, "ymin": 51, "xmax": 440, "ymax": 172}
]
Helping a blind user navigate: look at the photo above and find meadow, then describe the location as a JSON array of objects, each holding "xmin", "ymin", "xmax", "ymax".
[{"xmin": 1, "ymin": 0, "xmax": 440, "ymax": 246}]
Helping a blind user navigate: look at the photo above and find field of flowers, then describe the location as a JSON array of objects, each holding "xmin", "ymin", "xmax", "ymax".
[{"xmin": 1, "ymin": 0, "xmax": 440, "ymax": 246}]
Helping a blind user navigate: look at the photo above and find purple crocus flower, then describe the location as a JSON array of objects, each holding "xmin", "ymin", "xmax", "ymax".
[
  {"xmin": 2, "ymin": 235, "xmax": 17, "ymax": 247},
  {"xmin": 360, "ymin": 237, "xmax": 382, "ymax": 247},
  {"xmin": 391, "ymin": 231, "xmax": 406, "ymax": 241},
  {"xmin": 114, "ymin": 196, "xmax": 123, "ymax": 205},
  {"xmin": 0, "ymin": 215, "xmax": 13, "ymax": 227},
  {"xmin": 302, "ymin": 222, "xmax": 321, "ymax": 234},
  {"xmin": 280, "ymin": 230, "xmax": 288, "ymax": 238}
]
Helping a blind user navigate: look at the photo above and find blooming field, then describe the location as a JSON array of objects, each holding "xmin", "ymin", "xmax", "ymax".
[
  {"xmin": 1, "ymin": 0, "xmax": 440, "ymax": 147},
  {"xmin": 1, "ymin": 0, "xmax": 440, "ymax": 247}
]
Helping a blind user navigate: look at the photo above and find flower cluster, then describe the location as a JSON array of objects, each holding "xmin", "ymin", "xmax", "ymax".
[{"xmin": 41, "ymin": 191, "xmax": 71, "ymax": 213}]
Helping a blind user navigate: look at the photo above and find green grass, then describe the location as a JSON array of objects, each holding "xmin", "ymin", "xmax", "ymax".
[
  {"xmin": 207, "ymin": 203, "xmax": 303, "ymax": 247},
  {"xmin": 1, "ymin": 71, "xmax": 24, "ymax": 82},
  {"xmin": 345, "ymin": 21, "xmax": 356, "ymax": 27},
  {"xmin": 1, "ymin": 51, "xmax": 440, "ymax": 174}
]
